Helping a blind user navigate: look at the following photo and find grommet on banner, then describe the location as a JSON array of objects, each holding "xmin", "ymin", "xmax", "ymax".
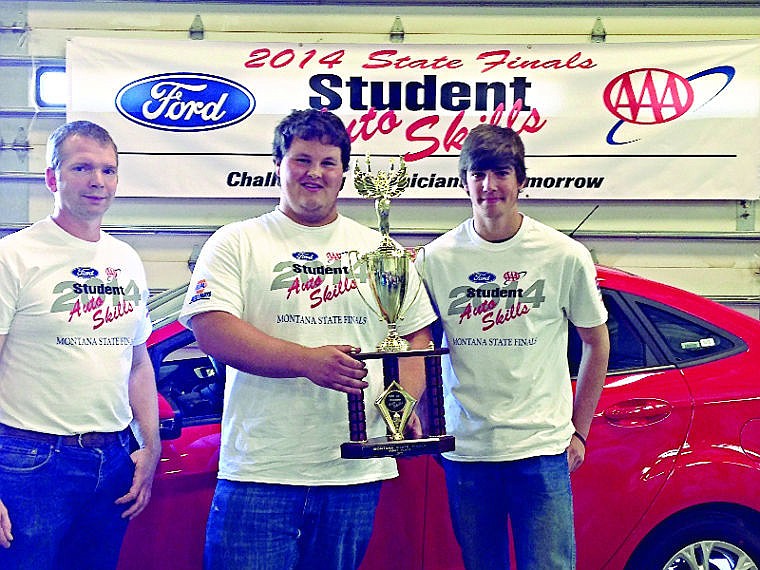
[
  {"xmin": 12, "ymin": 127, "xmax": 30, "ymax": 152},
  {"xmin": 737, "ymin": 200, "xmax": 756, "ymax": 232},
  {"xmin": 390, "ymin": 16, "xmax": 404, "ymax": 44},
  {"xmin": 12, "ymin": 11, "xmax": 29, "ymax": 48},
  {"xmin": 189, "ymin": 14, "xmax": 204, "ymax": 40},
  {"xmin": 591, "ymin": 17, "xmax": 606, "ymax": 43}
]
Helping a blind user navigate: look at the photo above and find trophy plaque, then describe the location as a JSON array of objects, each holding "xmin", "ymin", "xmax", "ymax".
[{"xmin": 341, "ymin": 155, "xmax": 454, "ymax": 460}]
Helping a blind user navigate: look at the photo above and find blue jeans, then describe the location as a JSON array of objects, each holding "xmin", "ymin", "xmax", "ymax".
[
  {"xmin": 0, "ymin": 430, "xmax": 134, "ymax": 570},
  {"xmin": 443, "ymin": 453, "xmax": 575, "ymax": 570},
  {"xmin": 204, "ymin": 479, "xmax": 382, "ymax": 570}
]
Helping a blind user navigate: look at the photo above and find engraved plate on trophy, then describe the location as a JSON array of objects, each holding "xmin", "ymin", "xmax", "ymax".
[{"xmin": 376, "ymin": 381, "xmax": 417, "ymax": 441}]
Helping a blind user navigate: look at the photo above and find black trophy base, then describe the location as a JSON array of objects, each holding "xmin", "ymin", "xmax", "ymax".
[{"xmin": 341, "ymin": 434, "xmax": 455, "ymax": 459}]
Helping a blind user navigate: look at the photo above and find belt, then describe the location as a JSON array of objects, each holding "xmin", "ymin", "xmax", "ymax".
[{"xmin": 0, "ymin": 423, "xmax": 125, "ymax": 448}]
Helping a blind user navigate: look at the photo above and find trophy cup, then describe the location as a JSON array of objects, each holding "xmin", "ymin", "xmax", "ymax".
[{"xmin": 341, "ymin": 155, "xmax": 455, "ymax": 459}]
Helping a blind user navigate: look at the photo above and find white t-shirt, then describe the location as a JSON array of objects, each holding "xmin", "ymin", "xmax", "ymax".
[
  {"xmin": 419, "ymin": 215, "xmax": 607, "ymax": 462},
  {"xmin": 0, "ymin": 217, "xmax": 152, "ymax": 435},
  {"xmin": 179, "ymin": 210, "xmax": 437, "ymax": 485}
]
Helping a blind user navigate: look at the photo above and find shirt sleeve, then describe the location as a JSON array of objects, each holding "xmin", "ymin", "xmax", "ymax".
[
  {"xmin": 0, "ymin": 244, "xmax": 20, "ymax": 334},
  {"xmin": 567, "ymin": 247, "xmax": 608, "ymax": 329},
  {"xmin": 178, "ymin": 224, "xmax": 246, "ymax": 330}
]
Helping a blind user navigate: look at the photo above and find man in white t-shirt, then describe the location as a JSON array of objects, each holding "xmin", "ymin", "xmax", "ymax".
[
  {"xmin": 0, "ymin": 121, "xmax": 160, "ymax": 570},
  {"xmin": 418, "ymin": 124, "xmax": 610, "ymax": 570},
  {"xmin": 179, "ymin": 109, "xmax": 436, "ymax": 570}
]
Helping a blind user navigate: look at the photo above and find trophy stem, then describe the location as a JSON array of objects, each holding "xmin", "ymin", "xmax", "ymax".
[
  {"xmin": 375, "ymin": 196, "xmax": 391, "ymax": 237},
  {"xmin": 376, "ymin": 322, "xmax": 410, "ymax": 353}
]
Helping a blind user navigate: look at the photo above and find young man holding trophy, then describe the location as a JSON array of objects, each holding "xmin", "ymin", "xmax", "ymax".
[
  {"xmin": 179, "ymin": 109, "xmax": 437, "ymax": 570},
  {"xmin": 419, "ymin": 124, "xmax": 610, "ymax": 570}
]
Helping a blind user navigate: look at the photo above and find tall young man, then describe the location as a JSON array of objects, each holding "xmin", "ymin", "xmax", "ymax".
[{"xmin": 419, "ymin": 124, "xmax": 609, "ymax": 569}]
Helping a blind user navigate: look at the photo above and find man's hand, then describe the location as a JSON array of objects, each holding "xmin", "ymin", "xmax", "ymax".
[
  {"xmin": 0, "ymin": 499, "xmax": 12, "ymax": 548},
  {"xmin": 302, "ymin": 345, "xmax": 369, "ymax": 395},
  {"xmin": 567, "ymin": 434, "xmax": 586, "ymax": 473},
  {"xmin": 405, "ymin": 411, "xmax": 423, "ymax": 439},
  {"xmin": 116, "ymin": 445, "xmax": 160, "ymax": 520}
]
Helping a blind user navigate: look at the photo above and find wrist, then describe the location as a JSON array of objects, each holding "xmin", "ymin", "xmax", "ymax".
[{"xmin": 573, "ymin": 431, "xmax": 587, "ymax": 449}]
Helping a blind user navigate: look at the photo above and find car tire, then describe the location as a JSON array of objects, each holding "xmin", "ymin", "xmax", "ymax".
[{"xmin": 626, "ymin": 510, "xmax": 760, "ymax": 570}]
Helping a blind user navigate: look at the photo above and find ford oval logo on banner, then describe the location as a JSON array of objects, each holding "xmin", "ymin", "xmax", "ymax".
[{"xmin": 115, "ymin": 72, "xmax": 255, "ymax": 131}]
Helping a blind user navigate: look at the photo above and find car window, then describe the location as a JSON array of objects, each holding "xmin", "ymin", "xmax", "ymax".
[
  {"xmin": 568, "ymin": 291, "xmax": 655, "ymax": 377},
  {"xmin": 152, "ymin": 329, "xmax": 225, "ymax": 427},
  {"xmin": 634, "ymin": 301, "xmax": 745, "ymax": 365}
]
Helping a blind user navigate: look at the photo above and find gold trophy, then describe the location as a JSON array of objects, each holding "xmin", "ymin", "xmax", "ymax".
[
  {"xmin": 341, "ymin": 155, "xmax": 454, "ymax": 459},
  {"xmin": 347, "ymin": 155, "xmax": 416, "ymax": 352}
]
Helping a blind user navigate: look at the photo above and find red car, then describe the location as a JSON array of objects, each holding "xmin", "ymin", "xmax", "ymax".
[{"xmin": 119, "ymin": 266, "xmax": 760, "ymax": 570}]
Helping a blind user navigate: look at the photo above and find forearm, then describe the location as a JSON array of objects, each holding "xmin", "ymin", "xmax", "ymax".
[
  {"xmin": 128, "ymin": 346, "xmax": 160, "ymax": 454},
  {"xmin": 572, "ymin": 324, "xmax": 610, "ymax": 438},
  {"xmin": 191, "ymin": 311, "xmax": 314, "ymax": 378},
  {"xmin": 190, "ymin": 310, "xmax": 368, "ymax": 394},
  {"xmin": 398, "ymin": 326, "xmax": 434, "ymax": 399},
  {"xmin": 120, "ymin": 344, "xmax": 160, "ymax": 518},
  {"xmin": 572, "ymin": 373, "xmax": 605, "ymax": 439}
]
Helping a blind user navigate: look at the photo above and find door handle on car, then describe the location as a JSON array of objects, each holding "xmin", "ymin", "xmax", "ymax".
[{"xmin": 602, "ymin": 398, "xmax": 672, "ymax": 427}]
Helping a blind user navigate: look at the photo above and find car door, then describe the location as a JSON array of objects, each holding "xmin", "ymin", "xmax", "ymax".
[{"xmin": 570, "ymin": 290, "xmax": 693, "ymax": 570}]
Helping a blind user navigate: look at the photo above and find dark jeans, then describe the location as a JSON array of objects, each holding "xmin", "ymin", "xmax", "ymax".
[
  {"xmin": 204, "ymin": 479, "xmax": 382, "ymax": 570},
  {"xmin": 443, "ymin": 453, "xmax": 575, "ymax": 570},
  {"xmin": 0, "ymin": 429, "xmax": 134, "ymax": 570}
]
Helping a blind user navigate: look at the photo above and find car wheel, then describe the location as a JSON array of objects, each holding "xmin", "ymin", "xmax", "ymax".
[{"xmin": 627, "ymin": 512, "xmax": 760, "ymax": 570}]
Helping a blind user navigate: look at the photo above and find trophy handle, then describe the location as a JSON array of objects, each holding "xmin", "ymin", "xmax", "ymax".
[
  {"xmin": 344, "ymin": 250, "xmax": 384, "ymax": 322},
  {"xmin": 397, "ymin": 245, "xmax": 426, "ymax": 322}
]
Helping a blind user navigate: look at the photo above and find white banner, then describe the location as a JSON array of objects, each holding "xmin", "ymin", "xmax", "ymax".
[{"xmin": 67, "ymin": 37, "xmax": 760, "ymax": 200}]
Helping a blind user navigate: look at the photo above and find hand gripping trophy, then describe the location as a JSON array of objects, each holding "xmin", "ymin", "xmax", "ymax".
[{"xmin": 341, "ymin": 155, "xmax": 454, "ymax": 459}]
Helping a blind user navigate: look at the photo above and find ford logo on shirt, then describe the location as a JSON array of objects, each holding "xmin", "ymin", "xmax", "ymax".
[
  {"xmin": 292, "ymin": 252, "xmax": 318, "ymax": 261},
  {"xmin": 72, "ymin": 267, "xmax": 99, "ymax": 279},
  {"xmin": 115, "ymin": 73, "xmax": 255, "ymax": 132},
  {"xmin": 468, "ymin": 271, "xmax": 496, "ymax": 283}
]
